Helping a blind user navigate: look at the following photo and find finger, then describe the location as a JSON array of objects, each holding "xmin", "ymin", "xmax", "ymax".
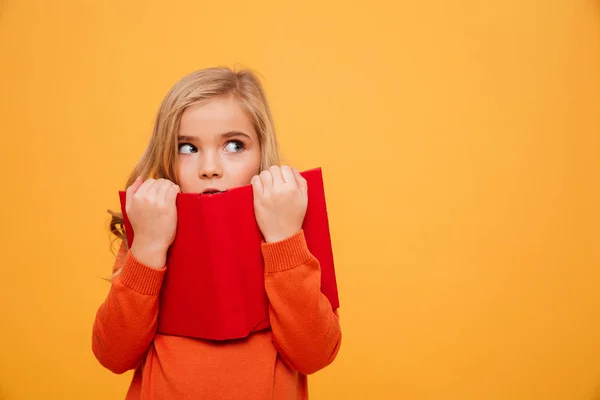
[
  {"xmin": 259, "ymin": 170, "xmax": 273, "ymax": 191},
  {"xmin": 269, "ymin": 165, "xmax": 283, "ymax": 186},
  {"xmin": 125, "ymin": 176, "xmax": 143, "ymax": 210},
  {"xmin": 280, "ymin": 165, "xmax": 295, "ymax": 185},
  {"xmin": 293, "ymin": 168, "xmax": 308, "ymax": 196},
  {"xmin": 251, "ymin": 175, "xmax": 263, "ymax": 196},
  {"xmin": 136, "ymin": 178, "xmax": 157, "ymax": 198},
  {"xmin": 156, "ymin": 179, "xmax": 172, "ymax": 204},
  {"xmin": 166, "ymin": 183, "xmax": 180, "ymax": 203},
  {"xmin": 130, "ymin": 176, "xmax": 144, "ymax": 193},
  {"xmin": 130, "ymin": 178, "xmax": 155, "ymax": 208}
]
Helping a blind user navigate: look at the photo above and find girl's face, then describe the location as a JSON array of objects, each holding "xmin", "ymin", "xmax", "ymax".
[{"xmin": 176, "ymin": 96, "xmax": 261, "ymax": 194}]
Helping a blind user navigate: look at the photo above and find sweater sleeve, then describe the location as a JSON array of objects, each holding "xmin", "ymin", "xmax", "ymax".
[
  {"xmin": 261, "ymin": 230, "xmax": 342, "ymax": 375},
  {"xmin": 92, "ymin": 240, "xmax": 166, "ymax": 374}
]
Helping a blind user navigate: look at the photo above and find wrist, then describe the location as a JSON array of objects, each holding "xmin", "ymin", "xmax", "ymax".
[
  {"xmin": 130, "ymin": 240, "xmax": 168, "ymax": 269},
  {"xmin": 263, "ymin": 228, "xmax": 301, "ymax": 244}
]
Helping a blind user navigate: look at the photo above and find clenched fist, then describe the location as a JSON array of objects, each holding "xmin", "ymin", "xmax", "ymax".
[
  {"xmin": 125, "ymin": 177, "xmax": 180, "ymax": 269},
  {"xmin": 251, "ymin": 165, "xmax": 308, "ymax": 243}
]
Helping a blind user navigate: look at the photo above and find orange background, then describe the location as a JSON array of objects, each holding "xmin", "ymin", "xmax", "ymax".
[{"xmin": 1, "ymin": 0, "xmax": 599, "ymax": 399}]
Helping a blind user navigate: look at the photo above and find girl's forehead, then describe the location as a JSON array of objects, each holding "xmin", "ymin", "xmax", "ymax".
[
  {"xmin": 183, "ymin": 97, "xmax": 247, "ymax": 121},
  {"xmin": 179, "ymin": 97, "xmax": 257, "ymax": 140}
]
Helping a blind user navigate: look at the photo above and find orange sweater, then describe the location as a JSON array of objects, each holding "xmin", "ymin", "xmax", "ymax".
[{"xmin": 92, "ymin": 230, "xmax": 341, "ymax": 400}]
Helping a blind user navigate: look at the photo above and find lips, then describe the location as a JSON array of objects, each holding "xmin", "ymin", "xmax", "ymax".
[{"xmin": 201, "ymin": 188, "xmax": 223, "ymax": 194}]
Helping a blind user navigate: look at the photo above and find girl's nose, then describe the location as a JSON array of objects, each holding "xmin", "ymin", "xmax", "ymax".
[{"xmin": 198, "ymin": 153, "xmax": 223, "ymax": 179}]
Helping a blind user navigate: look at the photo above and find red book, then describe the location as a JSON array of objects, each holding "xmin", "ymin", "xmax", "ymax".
[{"xmin": 118, "ymin": 167, "xmax": 340, "ymax": 341}]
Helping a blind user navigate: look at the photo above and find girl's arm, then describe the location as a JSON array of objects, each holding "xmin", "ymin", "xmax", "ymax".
[
  {"xmin": 92, "ymin": 240, "xmax": 166, "ymax": 374},
  {"xmin": 262, "ymin": 229, "xmax": 342, "ymax": 375},
  {"xmin": 93, "ymin": 177, "xmax": 178, "ymax": 373}
]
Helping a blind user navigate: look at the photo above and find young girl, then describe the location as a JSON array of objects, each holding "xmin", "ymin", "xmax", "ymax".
[{"xmin": 92, "ymin": 67, "xmax": 341, "ymax": 399}]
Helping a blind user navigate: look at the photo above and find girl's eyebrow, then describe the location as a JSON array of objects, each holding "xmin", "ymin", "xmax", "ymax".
[
  {"xmin": 221, "ymin": 131, "xmax": 252, "ymax": 140},
  {"xmin": 178, "ymin": 131, "xmax": 252, "ymax": 142}
]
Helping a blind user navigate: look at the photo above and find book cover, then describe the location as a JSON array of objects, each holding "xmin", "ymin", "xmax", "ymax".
[{"xmin": 118, "ymin": 167, "xmax": 339, "ymax": 340}]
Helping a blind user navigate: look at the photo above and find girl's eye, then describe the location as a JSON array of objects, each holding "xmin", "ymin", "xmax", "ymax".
[
  {"xmin": 178, "ymin": 143, "xmax": 197, "ymax": 154},
  {"xmin": 224, "ymin": 140, "xmax": 244, "ymax": 153}
]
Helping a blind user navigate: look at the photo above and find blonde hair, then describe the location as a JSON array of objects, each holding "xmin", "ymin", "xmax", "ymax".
[{"xmin": 108, "ymin": 67, "xmax": 281, "ymax": 244}]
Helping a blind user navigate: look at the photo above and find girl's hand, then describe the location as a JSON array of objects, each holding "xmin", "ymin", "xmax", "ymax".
[
  {"xmin": 251, "ymin": 166, "xmax": 308, "ymax": 243},
  {"xmin": 125, "ymin": 177, "xmax": 180, "ymax": 269}
]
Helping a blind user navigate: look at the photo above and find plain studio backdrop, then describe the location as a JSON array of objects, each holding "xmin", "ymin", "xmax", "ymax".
[{"xmin": 0, "ymin": 0, "xmax": 599, "ymax": 399}]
